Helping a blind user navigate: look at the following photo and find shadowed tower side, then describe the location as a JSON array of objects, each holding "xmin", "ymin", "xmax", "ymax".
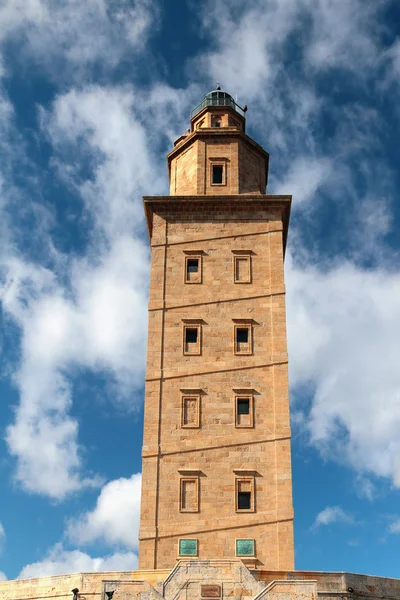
[{"xmin": 138, "ymin": 88, "xmax": 294, "ymax": 570}]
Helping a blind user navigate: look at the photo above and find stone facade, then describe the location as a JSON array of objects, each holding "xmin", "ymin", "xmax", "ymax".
[
  {"xmin": 3, "ymin": 563, "xmax": 400, "ymax": 600},
  {"xmin": 139, "ymin": 95, "xmax": 294, "ymax": 570},
  {"xmin": 167, "ymin": 106, "xmax": 268, "ymax": 197}
]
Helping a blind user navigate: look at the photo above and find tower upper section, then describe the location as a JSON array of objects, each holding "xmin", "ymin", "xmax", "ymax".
[{"xmin": 167, "ymin": 88, "xmax": 269, "ymax": 196}]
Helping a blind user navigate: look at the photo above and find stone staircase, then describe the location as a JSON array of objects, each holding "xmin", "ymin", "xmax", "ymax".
[{"xmin": 101, "ymin": 562, "xmax": 318, "ymax": 600}]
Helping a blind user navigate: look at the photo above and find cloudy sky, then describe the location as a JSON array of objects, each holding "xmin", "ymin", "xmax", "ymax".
[{"xmin": 0, "ymin": 0, "xmax": 400, "ymax": 582}]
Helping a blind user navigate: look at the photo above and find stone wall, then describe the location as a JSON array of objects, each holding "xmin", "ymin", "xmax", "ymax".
[
  {"xmin": 0, "ymin": 570, "xmax": 169, "ymax": 600},
  {"xmin": 139, "ymin": 196, "xmax": 294, "ymax": 570},
  {"xmin": 3, "ymin": 564, "xmax": 400, "ymax": 600}
]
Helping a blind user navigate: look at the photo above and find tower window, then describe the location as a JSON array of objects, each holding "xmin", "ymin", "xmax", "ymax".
[
  {"xmin": 185, "ymin": 258, "xmax": 199, "ymax": 282},
  {"xmin": 178, "ymin": 539, "xmax": 198, "ymax": 556},
  {"xmin": 238, "ymin": 491, "xmax": 251, "ymax": 509},
  {"xmin": 233, "ymin": 322, "xmax": 253, "ymax": 355},
  {"xmin": 180, "ymin": 477, "xmax": 199, "ymax": 512},
  {"xmin": 235, "ymin": 478, "xmax": 255, "ymax": 512},
  {"xmin": 186, "ymin": 328, "xmax": 198, "ymax": 343},
  {"xmin": 212, "ymin": 116, "xmax": 221, "ymax": 128},
  {"xmin": 184, "ymin": 251, "xmax": 203, "ymax": 284},
  {"xmin": 238, "ymin": 398, "xmax": 250, "ymax": 414},
  {"xmin": 181, "ymin": 391, "xmax": 201, "ymax": 428},
  {"xmin": 237, "ymin": 328, "xmax": 248, "ymax": 343},
  {"xmin": 212, "ymin": 164, "xmax": 223, "ymax": 185},
  {"xmin": 234, "ymin": 388, "xmax": 255, "ymax": 427},
  {"xmin": 232, "ymin": 251, "xmax": 252, "ymax": 283},
  {"xmin": 187, "ymin": 259, "xmax": 198, "ymax": 273},
  {"xmin": 183, "ymin": 322, "xmax": 202, "ymax": 355},
  {"xmin": 235, "ymin": 394, "xmax": 253, "ymax": 428}
]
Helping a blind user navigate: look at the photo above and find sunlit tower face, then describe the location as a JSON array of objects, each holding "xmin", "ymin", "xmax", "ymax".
[{"xmin": 139, "ymin": 88, "xmax": 294, "ymax": 570}]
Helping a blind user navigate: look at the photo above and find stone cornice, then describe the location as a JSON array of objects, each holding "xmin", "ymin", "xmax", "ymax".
[
  {"xmin": 143, "ymin": 194, "xmax": 292, "ymax": 254},
  {"xmin": 166, "ymin": 127, "xmax": 269, "ymax": 162}
]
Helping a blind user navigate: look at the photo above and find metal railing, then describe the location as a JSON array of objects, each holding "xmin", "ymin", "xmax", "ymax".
[{"xmin": 191, "ymin": 92, "xmax": 246, "ymax": 119}]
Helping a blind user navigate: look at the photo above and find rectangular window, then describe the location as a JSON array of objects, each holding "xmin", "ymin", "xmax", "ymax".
[
  {"xmin": 178, "ymin": 538, "xmax": 198, "ymax": 556},
  {"xmin": 235, "ymin": 395, "xmax": 253, "ymax": 428},
  {"xmin": 237, "ymin": 328, "xmax": 248, "ymax": 343},
  {"xmin": 184, "ymin": 252, "xmax": 202, "ymax": 284},
  {"xmin": 187, "ymin": 259, "xmax": 198, "ymax": 273},
  {"xmin": 181, "ymin": 393, "xmax": 200, "ymax": 428},
  {"xmin": 238, "ymin": 398, "xmax": 250, "ymax": 414},
  {"xmin": 233, "ymin": 253, "xmax": 251, "ymax": 283},
  {"xmin": 183, "ymin": 323, "xmax": 202, "ymax": 355},
  {"xmin": 186, "ymin": 327, "xmax": 197, "ymax": 343},
  {"xmin": 212, "ymin": 164, "xmax": 223, "ymax": 184},
  {"xmin": 236, "ymin": 478, "xmax": 254, "ymax": 512},
  {"xmin": 238, "ymin": 490, "xmax": 251, "ymax": 509},
  {"xmin": 236, "ymin": 539, "xmax": 255, "ymax": 557},
  {"xmin": 180, "ymin": 477, "xmax": 199, "ymax": 512},
  {"xmin": 234, "ymin": 323, "xmax": 252, "ymax": 355}
]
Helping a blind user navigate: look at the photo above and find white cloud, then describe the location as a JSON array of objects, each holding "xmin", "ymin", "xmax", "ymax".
[
  {"xmin": 2, "ymin": 238, "xmax": 149, "ymax": 498},
  {"xmin": 355, "ymin": 476, "xmax": 377, "ymax": 502},
  {"xmin": 273, "ymin": 156, "xmax": 332, "ymax": 205},
  {"xmin": 199, "ymin": 0, "xmax": 385, "ymax": 97},
  {"xmin": 43, "ymin": 85, "xmax": 161, "ymax": 238},
  {"xmin": 389, "ymin": 519, "xmax": 400, "ymax": 534},
  {"xmin": 303, "ymin": 0, "xmax": 382, "ymax": 70},
  {"xmin": 0, "ymin": 571, "xmax": 7, "ymax": 581},
  {"xmin": 0, "ymin": 79, "xmax": 197, "ymax": 499},
  {"xmin": 0, "ymin": 521, "xmax": 5, "ymax": 551},
  {"xmin": 2, "ymin": 236, "xmax": 149, "ymax": 498},
  {"xmin": 385, "ymin": 40, "xmax": 400, "ymax": 82},
  {"xmin": 197, "ymin": 0, "xmax": 394, "ymax": 212},
  {"xmin": 312, "ymin": 506, "xmax": 354, "ymax": 528},
  {"xmin": 0, "ymin": 85, "xmax": 156, "ymax": 498},
  {"xmin": 17, "ymin": 544, "xmax": 137, "ymax": 579},
  {"xmin": 67, "ymin": 474, "xmax": 141, "ymax": 549},
  {"xmin": 0, "ymin": 0, "xmax": 158, "ymax": 78},
  {"xmin": 198, "ymin": 0, "xmax": 400, "ymax": 490},
  {"xmin": 287, "ymin": 256, "xmax": 400, "ymax": 485}
]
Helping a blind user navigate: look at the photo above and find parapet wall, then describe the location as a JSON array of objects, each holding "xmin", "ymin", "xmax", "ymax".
[
  {"xmin": 0, "ymin": 570, "xmax": 170, "ymax": 600},
  {"xmin": 1, "ymin": 562, "xmax": 400, "ymax": 600}
]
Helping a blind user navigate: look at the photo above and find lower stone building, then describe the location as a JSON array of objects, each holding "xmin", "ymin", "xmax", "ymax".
[{"xmin": 2, "ymin": 561, "xmax": 400, "ymax": 600}]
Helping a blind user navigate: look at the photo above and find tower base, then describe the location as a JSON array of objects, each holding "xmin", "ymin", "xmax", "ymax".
[{"xmin": 3, "ymin": 560, "xmax": 400, "ymax": 600}]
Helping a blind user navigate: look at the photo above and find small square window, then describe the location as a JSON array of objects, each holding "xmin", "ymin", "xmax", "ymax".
[
  {"xmin": 236, "ymin": 539, "xmax": 255, "ymax": 557},
  {"xmin": 183, "ymin": 323, "xmax": 202, "ymax": 355},
  {"xmin": 178, "ymin": 538, "xmax": 198, "ymax": 556},
  {"xmin": 234, "ymin": 323, "xmax": 253, "ymax": 355},
  {"xmin": 212, "ymin": 164, "xmax": 223, "ymax": 185},
  {"xmin": 235, "ymin": 478, "xmax": 254, "ymax": 512}
]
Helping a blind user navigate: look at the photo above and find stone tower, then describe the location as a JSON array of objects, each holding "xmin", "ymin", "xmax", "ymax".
[{"xmin": 139, "ymin": 88, "xmax": 294, "ymax": 570}]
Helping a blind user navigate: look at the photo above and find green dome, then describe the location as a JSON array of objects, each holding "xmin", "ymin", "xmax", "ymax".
[
  {"xmin": 204, "ymin": 89, "xmax": 235, "ymax": 104},
  {"xmin": 191, "ymin": 88, "xmax": 246, "ymax": 119}
]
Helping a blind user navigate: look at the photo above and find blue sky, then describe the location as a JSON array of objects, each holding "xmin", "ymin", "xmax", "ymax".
[{"xmin": 1, "ymin": 0, "xmax": 400, "ymax": 582}]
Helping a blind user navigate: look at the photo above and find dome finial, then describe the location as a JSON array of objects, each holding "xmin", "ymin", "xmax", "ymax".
[{"xmin": 216, "ymin": 81, "xmax": 221, "ymax": 90}]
